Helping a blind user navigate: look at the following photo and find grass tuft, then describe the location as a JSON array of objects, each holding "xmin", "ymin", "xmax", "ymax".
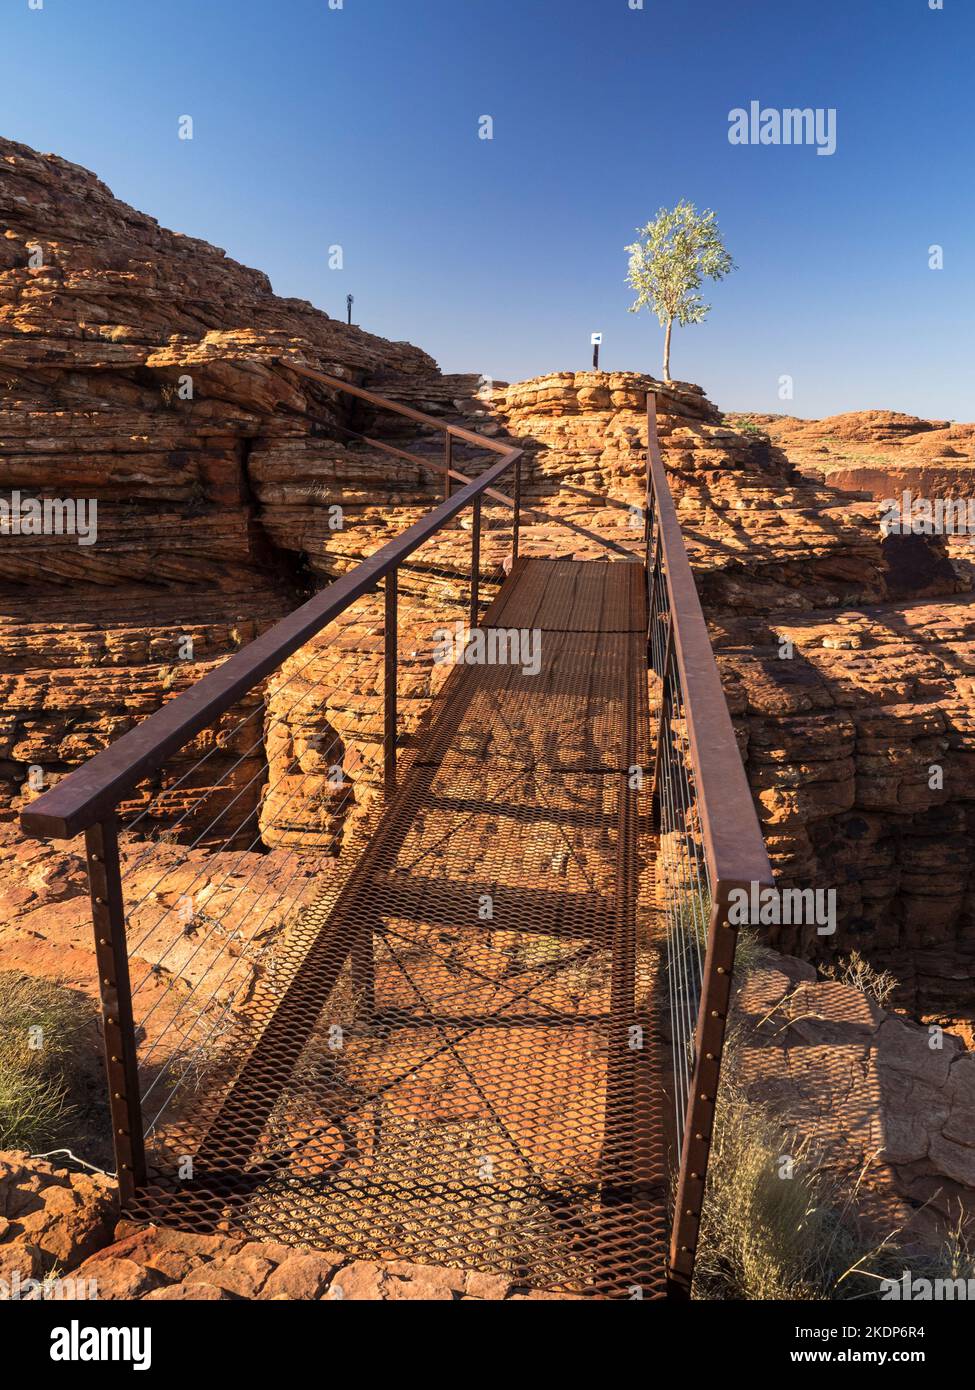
[
  {"xmin": 0, "ymin": 971, "xmax": 95, "ymax": 1152},
  {"xmin": 819, "ymin": 949, "xmax": 899, "ymax": 1009},
  {"xmin": 693, "ymin": 1043, "xmax": 865, "ymax": 1300}
]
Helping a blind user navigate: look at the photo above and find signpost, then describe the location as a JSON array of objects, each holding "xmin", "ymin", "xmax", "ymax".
[
  {"xmin": 591, "ymin": 332, "xmax": 603, "ymax": 370},
  {"xmin": 347, "ymin": 293, "xmax": 354, "ymax": 326}
]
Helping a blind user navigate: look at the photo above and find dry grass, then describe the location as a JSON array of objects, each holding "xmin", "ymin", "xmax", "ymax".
[
  {"xmin": 692, "ymin": 1045, "xmax": 869, "ymax": 1300},
  {"xmin": 930, "ymin": 1215, "xmax": 975, "ymax": 1284},
  {"xmin": 694, "ymin": 950, "xmax": 968, "ymax": 1300},
  {"xmin": 820, "ymin": 949, "xmax": 899, "ymax": 1009},
  {"xmin": 0, "ymin": 971, "xmax": 95, "ymax": 1152}
]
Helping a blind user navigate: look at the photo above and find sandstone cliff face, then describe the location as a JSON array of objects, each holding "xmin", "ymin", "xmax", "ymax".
[
  {"xmin": 0, "ymin": 137, "xmax": 476, "ymax": 836},
  {"xmin": 746, "ymin": 409, "xmax": 975, "ymax": 502},
  {"xmin": 484, "ymin": 372, "xmax": 974, "ymax": 1018},
  {"xmin": 0, "ymin": 139, "xmax": 512, "ymax": 1095}
]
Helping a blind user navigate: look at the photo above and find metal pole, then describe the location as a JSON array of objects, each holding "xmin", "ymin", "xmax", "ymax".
[
  {"xmin": 384, "ymin": 569, "xmax": 398, "ymax": 796},
  {"xmin": 84, "ymin": 816, "xmax": 146, "ymax": 1203},
  {"xmin": 649, "ymin": 624, "xmax": 674, "ymax": 831},
  {"xmin": 444, "ymin": 432, "xmax": 452, "ymax": 501},
  {"xmin": 669, "ymin": 883, "xmax": 741, "ymax": 1295},
  {"xmin": 593, "ymin": 343, "xmax": 600, "ymax": 370},
  {"xmin": 512, "ymin": 455, "xmax": 521, "ymax": 563},
  {"xmin": 346, "ymin": 293, "xmax": 354, "ymax": 326},
  {"xmin": 644, "ymin": 392, "xmax": 656, "ymax": 559},
  {"xmin": 470, "ymin": 495, "xmax": 481, "ymax": 630}
]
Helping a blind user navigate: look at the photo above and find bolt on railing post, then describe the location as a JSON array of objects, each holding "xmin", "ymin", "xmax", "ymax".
[
  {"xmin": 444, "ymin": 432, "xmax": 452, "ymax": 501},
  {"xmin": 84, "ymin": 815, "xmax": 146, "ymax": 1203},
  {"xmin": 669, "ymin": 883, "xmax": 741, "ymax": 1295},
  {"xmin": 511, "ymin": 455, "xmax": 522, "ymax": 563},
  {"xmin": 470, "ymin": 494, "xmax": 481, "ymax": 631},
  {"xmin": 384, "ymin": 568, "xmax": 398, "ymax": 797}
]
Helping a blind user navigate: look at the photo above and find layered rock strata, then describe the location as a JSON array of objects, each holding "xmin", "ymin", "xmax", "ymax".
[{"xmin": 485, "ymin": 373, "xmax": 974, "ymax": 1017}]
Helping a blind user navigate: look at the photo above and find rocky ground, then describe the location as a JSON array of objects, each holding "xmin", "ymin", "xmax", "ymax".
[
  {"xmin": 735, "ymin": 954, "xmax": 975, "ymax": 1242},
  {"xmin": 0, "ymin": 1154, "xmax": 564, "ymax": 1300},
  {"xmin": 2, "ymin": 942, "xmax": 970, "ymax": 1300}
]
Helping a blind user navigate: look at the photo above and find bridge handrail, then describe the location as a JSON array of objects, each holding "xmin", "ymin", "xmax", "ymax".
[
  {"xmin": 645, "ymin": 395, "xmax": 770, "ymax": 892},
  {"xmin": 20, "ymin": 372, "xmax": 522, "ymax": 841},
  {"xmin": 645, "ymin": 391, "xmax": 773, "ymax": 1296}
]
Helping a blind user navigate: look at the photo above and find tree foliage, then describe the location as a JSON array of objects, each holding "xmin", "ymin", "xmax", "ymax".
[{"xmin": 625, "ymin": 202, "xmax": 735, "ymax": 378}]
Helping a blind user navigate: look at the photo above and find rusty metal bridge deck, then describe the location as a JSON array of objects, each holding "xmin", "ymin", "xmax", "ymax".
[{"xmin": 128, "ymin": 558, "xmax": 671, "ymax": 1298}]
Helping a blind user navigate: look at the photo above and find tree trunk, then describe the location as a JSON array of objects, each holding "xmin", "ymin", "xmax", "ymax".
[{"xmin": 662, "ymin": 318, "xmax": 673, "ymax": 382}]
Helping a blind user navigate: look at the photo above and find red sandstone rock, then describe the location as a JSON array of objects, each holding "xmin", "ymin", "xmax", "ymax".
[
  {"xmin": 259, "ymin": 1251, "xmax": 343, "ymax": 1300},
  {"xmin": 0, "ymin": 1151, "xmax": 117, "ymax": 1275}
]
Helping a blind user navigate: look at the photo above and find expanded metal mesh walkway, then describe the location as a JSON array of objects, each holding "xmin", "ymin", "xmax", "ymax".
[{"xmin": 128, "ymin": 558, "xmax": 671, "ymax": 1297}]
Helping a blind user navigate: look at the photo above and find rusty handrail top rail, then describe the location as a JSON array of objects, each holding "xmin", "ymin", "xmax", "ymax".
[
  {"xmin": 646, "ymin": 394, "xmax": 771, "ymax": 892},
  {"xmin": 288, "ymin": 359, "xmax": 531, "ymax": 514},
  {"xmin": 283, "ymin": 360, "xmax": 505, "ymax": 454},
  {"xmin": 21, "ymin": 393, "xmax": 520, "ymax": 840}
]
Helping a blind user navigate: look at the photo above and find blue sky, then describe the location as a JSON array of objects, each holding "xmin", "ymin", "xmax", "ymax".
[{"xmin": 1, "ymin": 0, "xmax": 971, "ymax": 418}]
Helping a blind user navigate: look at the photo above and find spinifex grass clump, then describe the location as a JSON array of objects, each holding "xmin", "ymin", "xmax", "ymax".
[
  {"xmin": 0, "ymin": 971, "xmax": 94, "ymax": 1151},
  {"xmin": 692, "ymin": 1056, "xmax": 866, "ymax": 1300},
  {"xmin": 667, "ymin": 887, "xmax": 770, "ymax": 977}
]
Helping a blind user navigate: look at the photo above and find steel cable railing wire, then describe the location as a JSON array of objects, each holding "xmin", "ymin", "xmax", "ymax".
[
  {"xmin": 128, "ymin": 536, "xmax": 492, "ymax": 1124},
  {"xmin": 139, "ymin": 820, "xmax": 338, "ymax": 1121},
  {"xmin": 659, "ymin": 689, "xmax": 695, "ymax": 1132},
  {"xmin": 120, "ymin": 593, "xmax": 396, "ymax": 890},
  {"xmin": 126, "ymin": 563, "xmax": 471, "ymax": 1028},
  {"xmin": 125, "ymin": 536, "xmax": 475, "ymax": 961},
  {"xmin": 127, "ymin": 608, "xmax": 413, "ymax": 1011},
  {"xmin": 122, "ymin": 636, "xmax": 348, "ymax": 852},
  {"xmin": 118, "ymin": 423, "xmax": 503, "ymax": 863},
  {"xmin": 662, "ymin": 766, "xmax": 696, "ymax": 1135},
  {"xmin": 669, "ymin": 695, "xmax": 704, "ymax": 1100},
  {"xmin": 129, "ymin": 743, "xmax": 338, "ymax": 1024},
  {"xmin": 135, "ymin": 508, "xmax": 616, "ymax": 1158},
  {"xmin": 119, "ymin": 577, "xmax": 427, "ymax": 954},
  {"xmin": 646, "ymin": 527, "xmax": 713, "ymax": 1144},
  {"xmin": 123, "ymin": 613, "xmax": 403, "ymax": 1052},
  {"xmin": 658, "ymin": 643, "xmax": 711, "ymax": 1146},
  {"xmin": 135, "ymin": 665, "xmax": 413, "ymax": 1113},
  {"xmin": 123, "ymin": 652, "xmax": 362, "ymax": 956}
]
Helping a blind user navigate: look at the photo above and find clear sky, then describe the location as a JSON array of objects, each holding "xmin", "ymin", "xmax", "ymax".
[{"xmin": 1, "ymin": 0, "xmax": 971, "ymax": 419}]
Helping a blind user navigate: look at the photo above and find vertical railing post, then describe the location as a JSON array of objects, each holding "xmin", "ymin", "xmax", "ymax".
[
  {"xmin": 649, "ymin": 629, "xmax": 673, "ymax": 832},
  {"xmin": 470, "ymin": 494, "xmax": 481, "ymax": 631},
  {"xmin": 444, "ymin": 432, "xmax": 453, "ymax": 500},
  {"xmin": 84, "ymin": 816, "xmax": 146, "ymax": 1203},
  {"xmin": 644, "ymin": 392, "xmax": 656, "ymax": 565},
  {"xmin": 511, "ymin": 455, "xmax": 521, "ymax": 563},
  {"xmin": 668, "ymin": 882, "xmax": 742, "ymax": 1296},
  {"xmin": 384, "ymin": 568, "xmax": 398, "ymax": 796}
]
